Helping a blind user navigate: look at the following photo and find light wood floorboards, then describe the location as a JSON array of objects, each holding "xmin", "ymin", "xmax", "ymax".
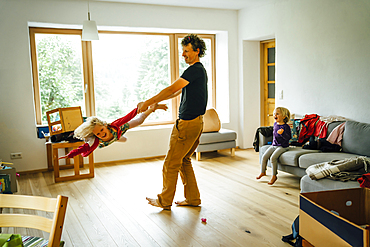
[{"xmin": 2, "ymin": 149, "xmax": 301, "ymax": 246}]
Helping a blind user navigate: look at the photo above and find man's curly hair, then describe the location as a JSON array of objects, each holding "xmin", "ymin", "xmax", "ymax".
[{"xmin": 181, "ymin": 34, "xmax": 207, "ymax": 58}]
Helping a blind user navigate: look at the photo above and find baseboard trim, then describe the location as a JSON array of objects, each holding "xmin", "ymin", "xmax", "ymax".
[{"xmin": 17, "ymin": 148, "xmax": 245, "ymax": 175}]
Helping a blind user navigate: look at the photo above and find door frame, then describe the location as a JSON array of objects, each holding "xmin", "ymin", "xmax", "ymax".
[{"xmin": 260, "ymin": 39, "xmax": 275, "ymax": 126}]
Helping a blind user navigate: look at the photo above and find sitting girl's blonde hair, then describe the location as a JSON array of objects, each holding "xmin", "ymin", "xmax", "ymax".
[
  {"xmin": 275, "ymin": 107, "xmax": 291, "ymax": 123},
  {"xmin": 73, "ymin": 116, "xmax": 107, "ymax": 140}
]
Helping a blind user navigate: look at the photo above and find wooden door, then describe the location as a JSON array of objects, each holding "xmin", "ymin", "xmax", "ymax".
[{"xmin": 261, "ymin": 40, "xmax": 275, "ymax": 126}]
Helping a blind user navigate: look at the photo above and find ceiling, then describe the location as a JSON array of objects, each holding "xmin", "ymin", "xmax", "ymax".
[{"xmin": 92, "ymin": 0, "xmax": 276, "ymax": 10}]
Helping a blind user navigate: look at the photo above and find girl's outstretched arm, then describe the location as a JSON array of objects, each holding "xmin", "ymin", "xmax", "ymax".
[{"xmin": 127, "ymin": 104, "xmax": 167, "ymax": 129}]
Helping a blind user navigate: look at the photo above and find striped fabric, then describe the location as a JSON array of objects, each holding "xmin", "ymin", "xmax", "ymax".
[{"xmin": 22, "ymin": 236, "xmax": 65, "ymax": 247}]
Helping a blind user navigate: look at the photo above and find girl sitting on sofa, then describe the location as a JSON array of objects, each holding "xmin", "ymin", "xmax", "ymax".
[{"xmin": 256, "ymin": 107, "xmax": 292, "ymax": 185}]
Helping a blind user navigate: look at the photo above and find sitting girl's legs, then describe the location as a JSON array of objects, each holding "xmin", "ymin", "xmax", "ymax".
[
  {"xmin": 257, "ymin": 146, "xmax": 277, "ymax": 179},
  {"xmin": 268, "ymin": 146, "xmax": 290, "ymax": 185}
]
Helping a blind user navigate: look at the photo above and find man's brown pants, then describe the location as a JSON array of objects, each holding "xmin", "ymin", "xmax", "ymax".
[{"xmin": 157, "ymin": 115, "xmax": 203, "ymax": 207}]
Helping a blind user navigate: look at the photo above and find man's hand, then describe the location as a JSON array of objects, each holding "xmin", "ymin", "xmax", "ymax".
[{"xmin": 137, "ymin": 102, "xmax": 149, "ymax": 113}]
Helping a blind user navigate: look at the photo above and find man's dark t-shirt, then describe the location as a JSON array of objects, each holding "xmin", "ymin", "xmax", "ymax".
[{"xmin": 179, "ymin": 62, "xmax": 208, "ymax": 120}]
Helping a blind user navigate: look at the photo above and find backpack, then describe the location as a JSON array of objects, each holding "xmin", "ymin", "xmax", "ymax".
[{"xmin": 282, "ymin": 216, "xmax": 302, "ymax": 247}]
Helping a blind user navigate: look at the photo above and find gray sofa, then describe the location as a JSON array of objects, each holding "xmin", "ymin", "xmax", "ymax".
[
  {"xmin": 194, "ymin": 108, "xmax": 237, "ymax": 161},
  {"xmin": 195, "ymin": 129, "xmax": 237, "ymax": 161},
  {"xmin": 259, "ymin": 120, "xmax": 370, "ymax": 192}
]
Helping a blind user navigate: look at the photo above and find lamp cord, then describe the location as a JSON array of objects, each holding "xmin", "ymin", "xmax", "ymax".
[{"xmin": 87, "ymin": 1, "xmax": 91, "ymax": 20}]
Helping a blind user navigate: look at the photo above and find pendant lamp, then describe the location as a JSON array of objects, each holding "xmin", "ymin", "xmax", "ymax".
[{"xmin": 82, "ymin": 1, "xmax": 99, "ymax": 41}]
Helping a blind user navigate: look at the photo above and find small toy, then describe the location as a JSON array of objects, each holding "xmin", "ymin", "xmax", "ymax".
[{"xmin": 201, "ymin": 218, "xmax": 207, "ymax": 223}]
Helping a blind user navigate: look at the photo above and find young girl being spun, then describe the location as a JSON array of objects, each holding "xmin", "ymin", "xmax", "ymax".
[
  {"xmin": 59, "ymin": 103, "xmax": 167, "ymax": 159},
  {"xmin": 256, "ymin": 107, "xmax": 292, "ymax": 185}
]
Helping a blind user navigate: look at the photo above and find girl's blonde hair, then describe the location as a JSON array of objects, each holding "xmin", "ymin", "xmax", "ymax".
[
  {"xmin": 275, "ymin": 107, "xmax": 291, "ymax": 123},
  {"xmin": 73, "ymin": 116, "xmax": 107, "ymax": 140}
]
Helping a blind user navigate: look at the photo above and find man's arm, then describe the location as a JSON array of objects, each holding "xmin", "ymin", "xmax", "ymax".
[
  {"xmin": 164, "ymin": 90, "xmax": 182, "ymax": 101},
  {"xmin": 137, "ymin": 78, "xmax": 189, "ymax": 113}
]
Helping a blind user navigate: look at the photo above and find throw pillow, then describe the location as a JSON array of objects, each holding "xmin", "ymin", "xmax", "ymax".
[
  {"xmin": 288, "ymin": 119, "xmax": 301, "ymax": 144},
  {"xmin": 202, "ymin": 108, "xmax": 221, "ymax": 132}
]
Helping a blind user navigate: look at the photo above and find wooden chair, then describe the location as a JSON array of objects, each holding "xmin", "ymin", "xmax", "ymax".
[
  {"xmin": 45, "ymin": 106, "xmax": 94, "ymax": 182},
  {"xmin": 46, "ymin": 106, "xmax": 83, "ymax": 136},
  {"xmin": 0, "ymin": 194, "xmax": 68, "ymax": 247}
]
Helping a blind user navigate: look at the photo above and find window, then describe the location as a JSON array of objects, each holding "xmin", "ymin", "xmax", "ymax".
[
  {"xmin": 30, "ymin": 29, "xmax": 86, "ymax": 124},
  {"xmin": 30, "ymin": 28, "xmax": 215, "ymax": 126},
  {"xmin": 91, "ymin": 33, "xmax": 172, "ymax": 123}
]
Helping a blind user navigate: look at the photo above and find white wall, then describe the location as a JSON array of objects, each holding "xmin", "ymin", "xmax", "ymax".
[
  {"xmin": 4, "ymin": 0, "xmax": 367, "ymax": 172},
  {"xmin": 239, "ymin": 0, "xmax": 370, "ymax": 148},
  {"xmin": 0, "ymin": 0, "xmax": 238, "ymax": 172},
  {"xmin": 238, "ymin": 41, "xmax": 260, "ymax": 148}
]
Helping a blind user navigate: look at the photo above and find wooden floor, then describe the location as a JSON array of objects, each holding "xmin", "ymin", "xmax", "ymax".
[{"xmin": 3, "ymin": 149, "xmax": 301, "ymax": 247}]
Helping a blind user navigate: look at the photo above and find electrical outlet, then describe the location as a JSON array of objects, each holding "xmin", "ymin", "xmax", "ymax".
[{"xmin": 10, "ymin": 152, "xmax": 22, "ymax": 159}]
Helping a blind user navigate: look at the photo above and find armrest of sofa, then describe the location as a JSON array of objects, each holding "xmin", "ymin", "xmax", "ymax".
[{"xmin": 259, "ymin": 132, "xmax": 272, "ymax": 147}]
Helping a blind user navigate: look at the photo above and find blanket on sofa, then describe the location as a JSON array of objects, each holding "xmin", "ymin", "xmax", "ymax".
[
  {"xmin": 327, "ymin": 171, "xmax": 365, "ymax": 182},
  {"xmin": 306, "ymin": 156, "xmax": 370, "ymax": 180},
  {"xmin": 253, "ymin": 126, "xmax": 273, "ymax": 152}
]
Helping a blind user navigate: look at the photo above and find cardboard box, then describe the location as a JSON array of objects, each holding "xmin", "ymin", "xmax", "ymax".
[{"xmin": 300, "ymin": 188, "xmax": 370, "ymax": 247}]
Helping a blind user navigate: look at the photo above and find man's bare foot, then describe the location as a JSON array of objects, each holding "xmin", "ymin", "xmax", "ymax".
[
  {"xmin": 146, "ymin": 197, "xmax": 171, "ymax": 210},
  {"xmin": 175, "ymin": 200, "xmax": 200, "ymax": 207},
  {"xmin": 268, "ymin": 175, "xmax": 277, "ymax": 185},
  {"xmin": 256, "ymin": 173, "xmax": 266, "ymax": 180}
]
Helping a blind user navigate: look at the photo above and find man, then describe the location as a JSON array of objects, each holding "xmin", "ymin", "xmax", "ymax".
[{"xmin": 137, "ymin": 34, "xmax": 208, "ymax": 210}]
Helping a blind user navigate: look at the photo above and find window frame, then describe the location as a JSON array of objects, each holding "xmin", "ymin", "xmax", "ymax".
[{"xmin": 30, "ymin": 27, "xmax": 215, "ymax": 126}]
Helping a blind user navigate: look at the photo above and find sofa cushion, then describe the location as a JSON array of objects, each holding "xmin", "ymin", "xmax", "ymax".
[
  {"xmin": 278, "ymin": 147, "xmax": 321, "ymax": 167},
  {"xmin": 199, "ymin": 129, "xmax": 236, "ymax": 144},
  {"xmin": 342, "ymin": 121, "xmax": 370, "ymax": 157},
  {"xmin": 298, "ymin": 152, "xmax": 360, "ymax": 169},
  {"xmin": 326, "ymin": 121, "xmax": 345, "ymax": 137},
  {"xmin": 196, "ymin": 140, "xmax": 236, "ymax": 152},
  {"xmin": 300, "ymin": 174, "xmax": 360, "ymax": 193},
  {"xmin": 260, "ymin": 146, "xmax": 320, "ymax": 167}
]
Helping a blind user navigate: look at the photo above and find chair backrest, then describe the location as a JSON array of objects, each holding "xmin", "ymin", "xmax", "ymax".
[
  {"xmin": 46, "ymin": 106, "xmax": 83, "ymax": 136},
  {"xmin": 0, "ymin": 194, "xmax": 68, "ymax": 247}
]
